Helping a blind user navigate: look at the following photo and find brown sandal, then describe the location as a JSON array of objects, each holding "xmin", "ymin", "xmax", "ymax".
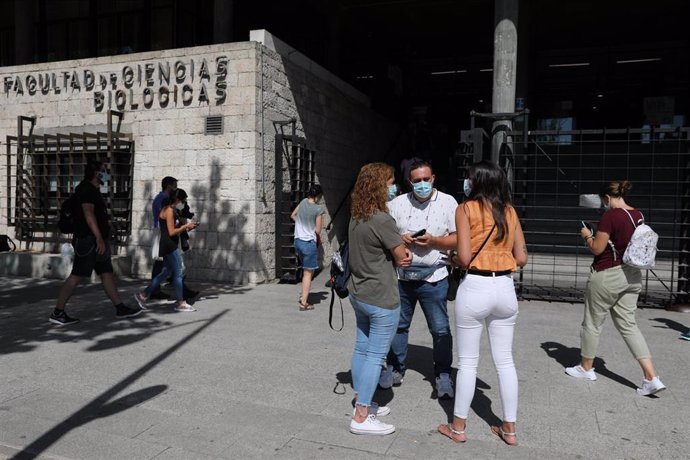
[
  {"xmin": 491, "ymin": 425, "xmax": 517, "ymax": 446},
  {"xmin": 437, "ymin": 423, "xmax": 466, "ymax": 443}
]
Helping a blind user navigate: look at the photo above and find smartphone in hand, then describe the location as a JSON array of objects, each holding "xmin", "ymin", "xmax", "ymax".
[
  {"xmin": 411, "ymin": 229, "xmax": 426, "ymax": 238},
  {"xmin": 581, "ymin": 221, "xmax": 594, "ymax": 234}
]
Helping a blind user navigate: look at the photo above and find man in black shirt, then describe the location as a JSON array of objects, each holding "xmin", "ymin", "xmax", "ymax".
[{"xmin": 51, "ymin": 160, "xmax": 143, "ymax": 325}]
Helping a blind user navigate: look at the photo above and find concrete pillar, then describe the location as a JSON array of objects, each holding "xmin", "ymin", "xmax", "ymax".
[
  {"xmin": 491, "ymin": 0, "xmax": 519, "ymax": 163},
  {"xmin": 14, "ymin": 0, "xmax": 36, "ymax": 65},
  {"xmin": 213, "ymin": 0, "xmax": 234, "ymax": 43}
]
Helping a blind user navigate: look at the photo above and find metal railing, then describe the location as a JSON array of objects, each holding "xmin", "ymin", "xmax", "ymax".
[
  {"xmin": 458, "ymin": 124, "xmax": 690, "ymax": 307},
  {"xmin": 503, "ymin": 126, "xmax": 690, "ymax": 307}
]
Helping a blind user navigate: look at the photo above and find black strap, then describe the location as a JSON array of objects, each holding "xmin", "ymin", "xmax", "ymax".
[
  {"xmin": 329, "ymin": 289, "xmax": 344, "ymax": 331},
  {"xmin": 467, "ymin": 224, "xmax": 496, "ymax": 267}
]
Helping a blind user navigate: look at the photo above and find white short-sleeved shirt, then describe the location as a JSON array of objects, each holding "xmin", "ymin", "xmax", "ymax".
[{"xmin": 388, "ymin": 190, "xmax": 458, "ymax": 282}]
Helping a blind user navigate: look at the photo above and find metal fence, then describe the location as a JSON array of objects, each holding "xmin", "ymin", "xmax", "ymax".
[
  {"xmin": 457, "ymin": 124, "xmax": 690, "ymax": 307},
  {"xmin": 498, "ymin": 126, "xmax": 690, "ymax": 307}
]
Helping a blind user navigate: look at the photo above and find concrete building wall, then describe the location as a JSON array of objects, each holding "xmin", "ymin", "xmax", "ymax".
[
  {"xmin": 0, "ymin": 31, "xmax": 402, "ymax": 284},
  {"xmin": 254, "ymin": 30, "xmax": 404, "ymax": 265}
]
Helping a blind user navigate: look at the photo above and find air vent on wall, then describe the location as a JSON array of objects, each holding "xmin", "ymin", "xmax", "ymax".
[{"xmin": 204, "ymin": 115, "xmax": 224, "ymax": 135}]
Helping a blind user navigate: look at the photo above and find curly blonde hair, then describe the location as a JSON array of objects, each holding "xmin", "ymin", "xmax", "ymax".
[{"xmin": 351, "ymin": 162, "xmax": 394, "ymax": 221}]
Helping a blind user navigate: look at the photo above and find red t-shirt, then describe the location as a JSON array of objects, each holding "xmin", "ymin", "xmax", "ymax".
[{"xmin": 592, "ymin": 208, "xmax": 644, "ymax": 272}]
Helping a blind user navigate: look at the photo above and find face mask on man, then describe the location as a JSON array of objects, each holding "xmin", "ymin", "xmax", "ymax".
[
  {"xmin": 463, "ymin": 178, "xmax": 472, "ymax": 197},
  {"xmin": 412, "ymin": 180, "xmax": 433, "ymax": 199},
  {"xmin": 387, "ymin": 184, "xmax": 398, "ymax": 201}
]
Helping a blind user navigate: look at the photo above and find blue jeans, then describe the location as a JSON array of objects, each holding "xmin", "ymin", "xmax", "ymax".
[
  {"xmin": 145, "ymin": 249, "xmax": 184, "ymax": 300},
  {"xmin": 388, "ymin": 278, "xmax": 453, "ymax": 377},
  {"xmin": 350, "ymin": 296, "xmax": 400, "ymax": 407}
]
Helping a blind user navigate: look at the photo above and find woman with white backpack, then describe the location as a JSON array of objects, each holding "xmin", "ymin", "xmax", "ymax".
[{"xmin": 566, "ymin": 180, "xmax": 666, "ymax": 396}]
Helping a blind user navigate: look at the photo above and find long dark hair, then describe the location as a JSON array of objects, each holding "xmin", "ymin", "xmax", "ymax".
[
  {"xmin": 467, "ymin": 160, "xmax": 512, "ymax": 241},
  {"xmin": 162, "ymin": 188, "xmax": 187, "ymax": 207}
]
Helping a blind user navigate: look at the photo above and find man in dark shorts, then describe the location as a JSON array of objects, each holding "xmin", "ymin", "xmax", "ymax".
[{"xmin": 50, "ymin": 160, "xmax": 143, "ymax": 325}]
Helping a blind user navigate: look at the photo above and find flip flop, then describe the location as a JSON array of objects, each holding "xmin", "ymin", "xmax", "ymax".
[
  {"xmin": 437, "ymin": 423, "xmax": 466, "ymax": 443},
  {"xmin": 298, "ymin": 301, "xmax": 314, "ymax": 311},
  {"xmin": 491, "ymin": 425, "xmax": 517, "ymax": 446}
]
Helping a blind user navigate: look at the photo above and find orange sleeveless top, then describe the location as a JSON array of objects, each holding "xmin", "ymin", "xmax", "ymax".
[{"xmin": 464, "ymin": 200, "xmax": 518, "ymax": 272}]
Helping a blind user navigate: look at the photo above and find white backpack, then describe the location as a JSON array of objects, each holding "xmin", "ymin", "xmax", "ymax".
[{"xmin": 620, "ymin": 209, "xmax": 658, "ymax": 269}]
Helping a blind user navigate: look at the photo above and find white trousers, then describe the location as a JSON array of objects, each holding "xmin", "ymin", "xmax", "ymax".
[{"xmin": 453, "ymin": 274, "xmax": 519, "ymax": 422}]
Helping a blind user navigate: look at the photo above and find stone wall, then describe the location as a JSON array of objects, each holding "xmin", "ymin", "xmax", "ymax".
[
  {"xmin": 254, "ymin": 30, "xmax": 404, "ymax": 268},
  {"xmin": 0, "ymin": 31, "xmax": 402, "ymax": 283}
]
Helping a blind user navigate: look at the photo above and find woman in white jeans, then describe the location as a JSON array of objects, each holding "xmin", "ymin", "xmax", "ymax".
[{"xmin": 438, "ymin": 160, "xmax": 528, "ymax": 446}]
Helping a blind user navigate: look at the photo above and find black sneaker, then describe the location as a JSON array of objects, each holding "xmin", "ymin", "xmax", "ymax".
[
  {"xmin": 149, "ymin": 291, "xmax": 171, "ymax": 300},
  {"xmin": 115, "ymin": 304, "xmax": 143, "ymax": 319},
  {"xmin": 49, "ymin": 310, "xmax": 80, "ymax": 326}
]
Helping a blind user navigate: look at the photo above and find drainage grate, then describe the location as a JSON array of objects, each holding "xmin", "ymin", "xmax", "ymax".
[{"xmin": 204, "ymin": 115, "xmax": 224, "ymax": 135}]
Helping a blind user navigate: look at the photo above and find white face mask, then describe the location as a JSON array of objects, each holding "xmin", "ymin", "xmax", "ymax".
[
  {"xmin": 601, "ymin": 197, "xmax": 610, "ymax": 210},
  {"xmin": 175, "ymin": 202, "xmax": 185, "ymax": 210}
]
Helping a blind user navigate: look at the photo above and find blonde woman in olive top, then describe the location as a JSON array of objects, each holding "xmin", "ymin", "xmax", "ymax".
[
  {"xmin": 438, "ymin": 160, "xmax": 528, "ymax": 446},
  {"xmin": 348, "ymin": 162, "xmax": 411, "ymax": 436}
]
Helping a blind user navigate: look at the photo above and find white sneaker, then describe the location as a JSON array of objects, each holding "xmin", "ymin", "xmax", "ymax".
[
  {"xmin": 436, "ymin": 373, "xmax": 454, "ymax": 399},
  {"xmin": 379, "ymin": 365, "xmax": 394, "ymax": 389},
  {"xmin": 565, "ymin": 365, "xmax": 597, "ymax": 381},
  {"xmin": 637, "ymin": 376, "xmax": 666, "ymax": 396},
  {"xmin": 352, "ymin": 404, "xmax": 391, "ymax": 417},
  {"xmin": 350, "ymin": 414, "xmax": 395, "ymax": 435}
]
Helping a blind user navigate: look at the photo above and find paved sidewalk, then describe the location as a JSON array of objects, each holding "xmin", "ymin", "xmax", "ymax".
[{"xmin": 0, "ymin": 272, "xmax": 688, "ymax": 459}]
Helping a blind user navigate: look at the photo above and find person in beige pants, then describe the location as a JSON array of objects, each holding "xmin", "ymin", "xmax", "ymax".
[{"xmin": 566, "ymin": 180, "xmax": 665, "ymax": 396}]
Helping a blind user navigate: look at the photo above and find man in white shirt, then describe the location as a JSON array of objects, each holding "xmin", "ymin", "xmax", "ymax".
[{"xmin": 380, "ymin": 160, "xmax": 458, "ymax": 399}]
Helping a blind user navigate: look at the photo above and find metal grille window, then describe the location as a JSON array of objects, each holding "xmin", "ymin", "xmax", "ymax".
[{"xmin": 5, "ymin": 111, "xmax": 134, "ymax": 252}]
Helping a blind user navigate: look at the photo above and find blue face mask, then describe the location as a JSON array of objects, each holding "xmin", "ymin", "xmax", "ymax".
[
  {"xmin": 387, "ymin": 184, "xmax": 397, "ymax": 201},
  {"xmin": 463, "ymin": 178, "xmax": 472, "ymax": 197},
  {"xmin": 98, "ymin": 171, "xmax": 110, "ymax": 184},
  {"xmin": 412, "ymin": 180, "xmax": 433, "ymax": 199}
]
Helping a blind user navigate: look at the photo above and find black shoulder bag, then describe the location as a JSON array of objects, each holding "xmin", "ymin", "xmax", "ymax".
[{"xmin": 446, "ymin": 224, "xmax": 496, "ymax": 301}]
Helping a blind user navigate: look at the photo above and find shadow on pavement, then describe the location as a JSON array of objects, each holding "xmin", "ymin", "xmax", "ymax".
[
  {"xmin": 540, "ymin": 341, "xmax": 637, "ymax": 390},
  {"xmin": 469, "ymin": 378, "xmax": 502, "ymax": 428},
  {"xmin": 0, "ymin": 277, "xmax": 248, "ymax": 356},
  {"xmin": 306, "ymin": 290, "xmax": 329, "ymax": 306},
  {"xmin": 14, "ymin": 310, "xmax": 228, "ymax": 460},
  {"xmin": 651, "ymin": 317, "xmax": 688, "ymax": 333}
]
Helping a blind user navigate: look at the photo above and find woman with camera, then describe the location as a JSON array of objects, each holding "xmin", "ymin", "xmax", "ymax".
[
  {"xmin": 135, "ymin": 189, "xmax": 198, "ymax": 312},
  {"xmin": 439, "ymin": 160, "xmax": 527, "ymax": 446},
  {"xmin": 565, "ymin": 180, "xmax": 665, "ymax": 396},
  {"xmin": 348, "ymin": 163, "xmax": 411, "ymax": 436}
]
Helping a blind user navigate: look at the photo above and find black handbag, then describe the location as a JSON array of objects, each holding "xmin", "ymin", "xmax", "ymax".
[{"xmin": 446, "ymin": 224, "xmax": 496, "ymax": 301}]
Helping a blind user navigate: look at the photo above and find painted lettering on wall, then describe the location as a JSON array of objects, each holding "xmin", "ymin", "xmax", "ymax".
[{"xmin": 2, "ymin": 56, "xmax": 229, "ymax": 112}]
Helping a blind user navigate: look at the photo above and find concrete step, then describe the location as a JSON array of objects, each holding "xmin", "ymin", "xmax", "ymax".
[{"xmin": 0, "ymin": 251, "xmax": 131, "ymax": 281}]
